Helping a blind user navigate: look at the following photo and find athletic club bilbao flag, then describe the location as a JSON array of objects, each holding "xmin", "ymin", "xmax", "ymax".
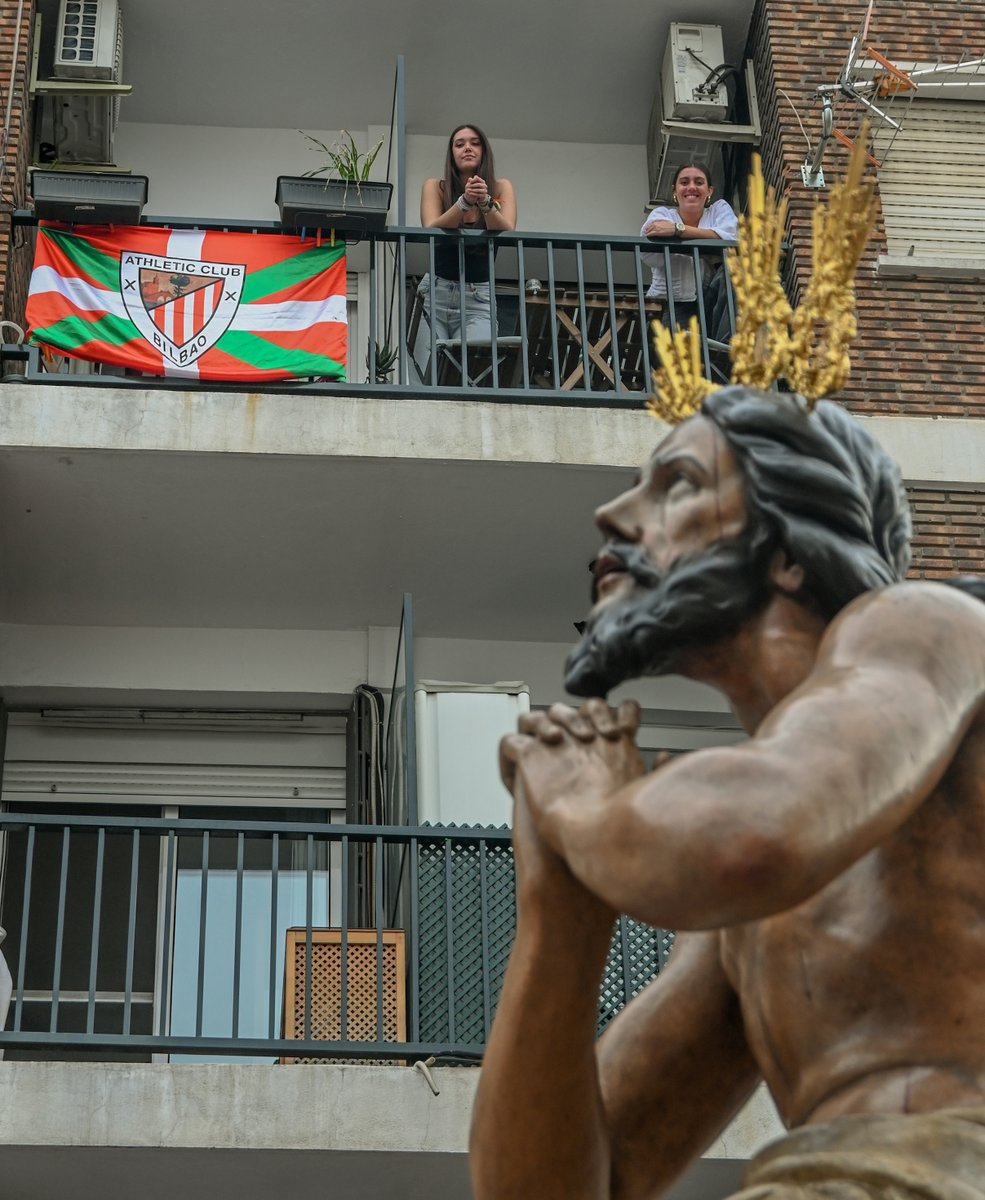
[{"xmin": 26, "ymin": 223, "xmax": 347, "ymax": 381}]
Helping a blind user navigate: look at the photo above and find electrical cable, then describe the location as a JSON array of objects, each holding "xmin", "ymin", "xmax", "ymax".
[{"xmin": 777, "ymin": 88, "xmax": 814, "ymax": 152}]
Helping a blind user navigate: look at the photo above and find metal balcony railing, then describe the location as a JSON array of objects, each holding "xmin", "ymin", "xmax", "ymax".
[
  {"xmin": 3, "ymin": 216, "xmax": 737, "ymax": 407},
  {"xmin": 0, "ymin": 811, "xmax": 674, "ymax": 1063}
]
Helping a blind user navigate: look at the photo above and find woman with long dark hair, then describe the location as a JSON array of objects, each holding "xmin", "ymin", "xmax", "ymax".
[
  {"xmin": 419, "ymin": 124, "xmax": 516, "ymax": 341},
  {"xmin": 641, "ymin": 162, "xmax": 737, "ymax": 331}
]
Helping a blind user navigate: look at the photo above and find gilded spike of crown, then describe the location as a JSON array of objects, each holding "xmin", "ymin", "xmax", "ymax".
[{"xmin": 646, "ymin": 127, "xmax": 877, "ymax": 427}]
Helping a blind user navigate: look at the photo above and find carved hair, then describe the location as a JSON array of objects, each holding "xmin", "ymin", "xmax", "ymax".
[{"xmin": 702, "ymin": 386, "xmax": 912, "ymax": 618}]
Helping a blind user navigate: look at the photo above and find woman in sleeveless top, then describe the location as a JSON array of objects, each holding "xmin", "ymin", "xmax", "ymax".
[{"xmin": 419, "ymin": 125, "xmax": 517, "ymax": 342}]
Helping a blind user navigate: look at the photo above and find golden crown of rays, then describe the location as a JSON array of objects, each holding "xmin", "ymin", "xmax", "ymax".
[{"xmin": 646, "ymin": 128, "xmax": 877, "ymax": 426}]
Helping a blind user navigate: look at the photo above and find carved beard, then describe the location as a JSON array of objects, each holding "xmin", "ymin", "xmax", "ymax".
[{"xmin": 563, "ymin": 526, "xmax": 775, "ymax": 698}]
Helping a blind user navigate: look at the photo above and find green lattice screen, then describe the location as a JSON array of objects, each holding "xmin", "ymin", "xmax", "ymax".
[{"xmin": 416, "ymin": 833, "xmax": 675, "ymax": 1045}]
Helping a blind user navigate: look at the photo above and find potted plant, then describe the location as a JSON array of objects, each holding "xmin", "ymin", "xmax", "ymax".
[
  {"xmin": 366, "ymin": 340, "xmax": 399, "ymax": 383},
  {"xmin": 275, "ymin": 130, "xmax": 393, "ymax": 239}
]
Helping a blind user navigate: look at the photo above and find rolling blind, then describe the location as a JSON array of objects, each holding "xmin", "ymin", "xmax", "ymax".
[{"xmin": 875, "ymin": 99, "xmax": 985, "ymax": 259}]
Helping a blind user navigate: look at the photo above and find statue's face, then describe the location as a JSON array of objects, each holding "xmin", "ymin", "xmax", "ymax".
[
  {"xmin": 564, "ymin": 414, "xmax": 773, "ymax": 698},
  {"xmin": 592, "ymin": 415, "xmax": 747, "ymax": 610}
]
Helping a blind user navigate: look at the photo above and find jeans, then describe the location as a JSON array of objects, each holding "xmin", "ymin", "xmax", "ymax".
[{"xmin": 418, "ymin": 274, "xmax": 493, "ymax": 342}]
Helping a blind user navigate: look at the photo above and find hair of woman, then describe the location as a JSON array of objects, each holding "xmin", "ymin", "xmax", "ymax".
[{"xmin": 442, "ymin": 124, "xmax": 497, "ymax": 207}]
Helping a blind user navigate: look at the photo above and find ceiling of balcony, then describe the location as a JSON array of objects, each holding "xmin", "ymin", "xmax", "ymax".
[
  {"xmin": 0, "ymin": 445, "xmax": 624, "ymax": 642},
  {"xmin": 37, "ymin": 0, "xmax": 756, "ymax": 143}
]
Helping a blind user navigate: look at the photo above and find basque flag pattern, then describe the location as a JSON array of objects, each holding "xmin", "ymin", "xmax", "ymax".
[{"xmin": 26, "ymin": 223, "xmax": 347, "ymax": 381}]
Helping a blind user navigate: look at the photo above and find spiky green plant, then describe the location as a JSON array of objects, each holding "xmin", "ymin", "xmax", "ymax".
[{"xmin": 299, "ymin": 129, "xmax": 384, "ymax": 181}]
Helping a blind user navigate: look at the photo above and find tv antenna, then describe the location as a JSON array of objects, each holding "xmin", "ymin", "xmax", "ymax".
[{"xmin": 800, "ymin": 0, "xmax": 985, "ymax": 188}]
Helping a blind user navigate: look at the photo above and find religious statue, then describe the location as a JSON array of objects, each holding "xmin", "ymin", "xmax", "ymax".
[{"xmin": 469, "ymin": 137, "xmax": 985, "ymax": 1198}]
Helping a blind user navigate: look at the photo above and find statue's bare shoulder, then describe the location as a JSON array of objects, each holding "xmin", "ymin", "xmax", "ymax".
[{"xmin": 723, "ymin": 580, "xmax": 985, "ymax": 1128}]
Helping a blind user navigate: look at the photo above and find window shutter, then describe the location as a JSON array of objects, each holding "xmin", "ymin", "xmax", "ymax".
[{"xmin": 876, "ymin": 100, "xmax": 985, "ymax": 259}]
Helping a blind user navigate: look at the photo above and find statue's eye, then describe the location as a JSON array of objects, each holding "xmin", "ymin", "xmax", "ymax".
[{"xmin": 668, "ymin": 471, "xmax": 697, "ymax": 495}]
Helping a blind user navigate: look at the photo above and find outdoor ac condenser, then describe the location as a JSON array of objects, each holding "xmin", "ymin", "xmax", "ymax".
[
  {"xmin": 661, "ymin": 22, "xmax": 729, "ymax": 122},
  {"xmin": 414, "ymin": 682, "xmax": 530, "ymax": 827},
  {"xmin": 53, "ymin": 0, "xmax": 122, "ymax": 81}
]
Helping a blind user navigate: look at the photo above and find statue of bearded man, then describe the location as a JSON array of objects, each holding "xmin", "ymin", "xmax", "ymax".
[{"xmin": 470, "ymin": 385, "xmax": 985, "ymax": 1200}]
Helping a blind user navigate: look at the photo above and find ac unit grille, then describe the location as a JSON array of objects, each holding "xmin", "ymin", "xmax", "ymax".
[{"xmin": 54, "ymin": 0, "xmax": 121, "ymax": 82}]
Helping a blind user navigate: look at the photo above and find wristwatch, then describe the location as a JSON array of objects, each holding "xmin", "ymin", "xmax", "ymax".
[{"xmin": 675, "ymin": 221, "xmax": 687, "ymax": 237}]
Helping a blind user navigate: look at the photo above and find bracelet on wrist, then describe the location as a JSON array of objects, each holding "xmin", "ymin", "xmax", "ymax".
[
  {"xmin": 479, "ymin": 196, "xmax": 496, "ymax": 214},
  {"xmin": 456, "ymin": 194, "xmax": 474, "ymax": 212}
]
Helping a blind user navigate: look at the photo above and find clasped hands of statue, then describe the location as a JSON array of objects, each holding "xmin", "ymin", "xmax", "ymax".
[{"xmin": 499, "ymin": 699, "xmax": 652, "ymax": 913}]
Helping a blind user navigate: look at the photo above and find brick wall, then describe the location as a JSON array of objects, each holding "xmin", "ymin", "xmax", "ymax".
[
  {"xmin": 909, "ymin": 486, "xmax": 985, "ymax": 578},
  {"xmin": 0, "ymin": 0, "xmax": 34, "ymax": 331},
  {"xmin": 748, "ymin": 0, "xmax": 985, "ymax": 418}
]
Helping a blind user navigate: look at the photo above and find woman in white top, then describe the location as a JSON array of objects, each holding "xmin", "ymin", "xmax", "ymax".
[{"xmin": 640, "ymin": 162, "xmax": 737, "ymax": 330}]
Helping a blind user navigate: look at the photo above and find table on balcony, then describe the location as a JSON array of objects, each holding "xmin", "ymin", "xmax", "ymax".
[{"xmin": 523, "ymin": 287, "xmax": 664, "ymax": 392}]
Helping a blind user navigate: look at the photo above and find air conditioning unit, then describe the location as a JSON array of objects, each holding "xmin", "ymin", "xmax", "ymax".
[
  {"xmin": 51, "ymin": 94, "xmax": 118, "ymax": 164},
  {"xmin": 52, "ymin": 0, "xmax": 122, "ymax": 81},
  {"xmin": 47, "ymin": 0, "xmax": 124, "ymax": 164},
  {"xmin": 662, "ymin": 23, "xmax": 729, "ymax": 122},
  {"xmin": 415, "ymin": 682, "xmax": 530, "ymax": 827},
  {"xmin": 646, "ymin": 78, "xmax": 725, "ymax": 203}
]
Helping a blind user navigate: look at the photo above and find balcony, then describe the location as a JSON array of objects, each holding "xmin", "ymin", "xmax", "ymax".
[
  {"xmin": 5, "ymin": 218, "xmax": 738, "ymax": 407},
  {"xmin": 0, "ymin": 809, "xmax": 673, "ymax": 1063}
]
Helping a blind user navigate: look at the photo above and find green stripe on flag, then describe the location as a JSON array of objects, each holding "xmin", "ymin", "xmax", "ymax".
[
  {"xmin": 31, "ymin": 310, "xmax": 140, "ymax": 350},
  {"xmin": 240, "ymin": 242, "xmax": 346, "ymax": 303},
  {"xmin": 216, "ymin": 330, "xmax": 345, "ymax": 377},
  {"xmin": 40, "ymin": 226, "xmax": 121, "ymax": 291}
]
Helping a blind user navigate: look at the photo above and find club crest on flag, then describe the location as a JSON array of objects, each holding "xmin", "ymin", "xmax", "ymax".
[{"xmin": 120, "ymin": 250, "xmax": 245, "ymax": 367}]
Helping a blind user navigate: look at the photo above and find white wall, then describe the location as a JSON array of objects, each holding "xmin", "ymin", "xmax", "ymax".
[
  {"xmin": 113, "ymin": 122, "xmax": 648, "ymax": 236},
  {"xmin": 113, "ymin": 124, "xmax": 385, "ymax": 222},
  {"xmin": 405, "ymin": 133, "xmax": 648, "ymax": 236},
  {"xmin": 0, "ymin": 623, "xmax": 729, "ymax": 716}
]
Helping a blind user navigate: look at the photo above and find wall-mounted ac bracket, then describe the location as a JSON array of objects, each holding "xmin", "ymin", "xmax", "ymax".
[{"xmin": 648, "ymin": 60, "xmax": 762, "ymax": 206}]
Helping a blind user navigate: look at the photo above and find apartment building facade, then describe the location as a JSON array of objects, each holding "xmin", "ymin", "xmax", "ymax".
[{"xmin": 0, "ymin": 1, "xmax": 982, "ymax": 1196}]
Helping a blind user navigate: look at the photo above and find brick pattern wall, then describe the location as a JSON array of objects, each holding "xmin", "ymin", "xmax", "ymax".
[
  {"xmin": 909, "ymin": 486, "xmax": 985, "ymax": 579},
  {"xmin": 749, "ymin": 0, "xmax": 985, "ymax": 418},
  {"xmin": 0, "ymin": 0, "xmax": 34, "ymax": 329}
]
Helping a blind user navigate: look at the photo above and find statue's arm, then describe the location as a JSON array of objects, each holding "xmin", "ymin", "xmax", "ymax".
[
  {"xmin": 514, "ymin": 584, "xmax": 985, "ymax": 930},
  {"xmin": 469, "ymin": 782, "xmax": 759, "ymax": 1200},
  {"xmin": 598, "ymin": 930, "xmax": 760, "ymax": 1199}
]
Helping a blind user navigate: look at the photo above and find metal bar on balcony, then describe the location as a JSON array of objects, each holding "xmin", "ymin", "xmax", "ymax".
[
  {"xmin": 49, "ymin": 827, "xmax": 71, "ymax": 1032},
  {"xmin": 457, "ymin": 238, "xmax": 469, "ymax": 387},
  {"xmin": 634, "ymin": 245, "xmax": 653, "ymax": 389},
  {"xmin": 267, "ymin": 831, "xmax": 279, "ymax": 1041},
  {"xmin": 574, "ymin": 242, "xmax": 591, "ymax": 388},
  {"xmin": 123, "ymin": 828, "xmax": 139, "ymax": 1035},
  {"xmin": 304, "ymin": 833, "xmax": 313, "ymax": 1043},
  {"xmin": 86, "ymin": 827, "xmax": 105, "ymax": 1035},
  {"xmin": 368, "ymin": 235, "xmax": 378, "ymax": 386},
  {"xmin": 618, "ymin": 914, "xmax": 632, "ymax": 1014},
  {"xmin": 408, "ymin": 834, "xmax": 420, "ymax": 1043},
  {"xmin": 545, "ymin": 240, "xmax": 561, "ymax": 390},
  {"xmin": 195, "ymin": 830, "xmax": 209, "ymax": 1038},
  {"xmin": 13, "ymin": 824, "xmax": 35, "ymax": 1032},
  {"xmin": 516, "ymin": 239, "xmax": 531, "ymax": 390},
  {"xmin": 604, "ymin": 244, "xmax": 621, "ymax": 396},
  {"xmin": 375, "ymin": 834, "xmax": 384, "ymax": 1042},
  {"xmin": 232, "ymin": 831, "xmax": 244, "ymax": 1039},
  {"xmin": 340, "ymin": 833, "xmax": 349, "ymax": 1042},
  {"xmin": 443, "ymin": 840, "xmax": 457, "ymax": 1042},
  {"xmin": 397, "ymin": 233, "xmax": 410, "ymax": 386},
  {"xmin": 488, "ymin": 238, "xmax": 500, "ymax": 390},
  {"xmin": 157, "ymin": 829, "xmax": 175, "ymax": 1037},
  {"xmin": 478, "ymin": 838, "xmax": 492, "ymax": 1039}
]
